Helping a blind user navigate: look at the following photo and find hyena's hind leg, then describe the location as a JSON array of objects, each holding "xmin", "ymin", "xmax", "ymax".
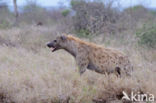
[
  {"xmin": 115, "ymin": 66, "xmax": 133, "ymax": 77},
  {"xmin": 115, "ymin": 67, "xmax": 121, "ymax": 75}
]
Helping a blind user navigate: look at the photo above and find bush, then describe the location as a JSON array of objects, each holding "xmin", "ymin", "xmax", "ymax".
[
  {"xmin": 76, "ymin": 29, "xmax": 90, "ymax": 38},
  {"xmin": 0, "ymin": 3, "xmax": 13, "ymax": 28},
  {"xmin": 0, "ymin": 20, "xmax": 10, "ymax": 29},
  {"xmin": 61, "ymin": 9, "xmax": 70, "ymax": 17},
  {"xmin": 71, "ymin": 0, "xmax": 119, "ymax": 34},
  {"xmin": 136, "ymin": 24, "xmax": 156, "ymax": 48},
  {"xmin": 20, "ymin": 1, "xmax": 50, "ymax": 25}
]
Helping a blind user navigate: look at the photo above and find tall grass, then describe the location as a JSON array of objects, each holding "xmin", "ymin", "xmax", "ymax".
[{"xmin": 0, "ymin": 26, "xmax": 155, "ymax": 103}]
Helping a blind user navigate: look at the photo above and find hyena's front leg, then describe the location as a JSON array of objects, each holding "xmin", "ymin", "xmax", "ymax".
[{"xmin": 76, "ymin": 55, "xmax": 89, "ymax": 75}]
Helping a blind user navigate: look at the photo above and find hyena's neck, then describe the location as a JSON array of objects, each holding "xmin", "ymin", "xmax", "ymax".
[{"xmin": 63, "ymin": 40, "xmax": 79, "ymax": 57}]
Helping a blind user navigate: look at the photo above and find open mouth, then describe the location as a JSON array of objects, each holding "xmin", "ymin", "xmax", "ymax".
[
  {"xmin": 51, "ymin": 47, "xmax": 57, "ymax": 52},
  {"xmin": 47, "ymin": 43, "xmax": 59, "ymax": 52}
]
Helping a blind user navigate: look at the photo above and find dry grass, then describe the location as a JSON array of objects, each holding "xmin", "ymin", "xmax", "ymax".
[{"xmin": 0, "ymin": 26, "xmax": 155, "ymax": 103}]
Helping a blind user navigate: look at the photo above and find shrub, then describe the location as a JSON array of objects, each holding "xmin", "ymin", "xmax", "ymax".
[
  {"xmin": 61, "ymin": 9, "xmax": 70, "ymax": 17},
  {"xmin": 0, "ymin": 3, "xmax": 13, "ymax": 28},
  {"xmin": 0, "ymin": 20, "xmax": 11, "ymax": 29},
  {"xmin": 20, "ymin": 1, "xmax": 50, "ymax": 25},
  {"xmin": 76, "ymin": 29, "xmax": 90, "ymax": 38},
  {"xmin": 136, "ymin": 24, "xmax": 156, "ymax": 48},
  {"xmin": 71, "ymin": 0, "xmax": 119, "ymax": 34}
]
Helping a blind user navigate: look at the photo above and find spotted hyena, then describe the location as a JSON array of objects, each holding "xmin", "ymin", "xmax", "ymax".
[{"xmin": 47, "ymin": 35, "xmax": 133, "ymax": 76}]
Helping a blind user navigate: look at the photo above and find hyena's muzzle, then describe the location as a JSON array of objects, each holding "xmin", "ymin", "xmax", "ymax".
[{"xmin": 47, "ymin": 40, "xmax": 60, "ymax": 52}]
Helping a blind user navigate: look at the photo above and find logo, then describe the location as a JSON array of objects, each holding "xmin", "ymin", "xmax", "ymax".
[{"xmin": 122, "ymin": 91, "xmax": 154, "ymax": 102}]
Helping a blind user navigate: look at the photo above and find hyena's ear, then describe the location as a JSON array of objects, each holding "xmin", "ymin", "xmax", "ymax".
[{"xmin": 60, "ymin": 35, "xmax": 67, "ymax": 41}]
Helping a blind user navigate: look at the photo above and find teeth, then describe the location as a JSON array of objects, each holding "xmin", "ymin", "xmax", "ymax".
[
  {"xmin": 51, "ymin": 47, "xmax": 56, "ymax": 52},
  {"xmin": 51, "ymin": 48, "xmax": 54, "ymax": 51}
]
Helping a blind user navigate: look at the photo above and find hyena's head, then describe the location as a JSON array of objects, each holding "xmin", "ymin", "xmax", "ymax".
[{"xmin": 47, "ymin": 35, "xmax": 68, "ymax": 52}]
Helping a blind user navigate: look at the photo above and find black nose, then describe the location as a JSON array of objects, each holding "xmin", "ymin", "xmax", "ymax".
[{"xmin": 47, "ymin": 43, "xmax": 51, "ymax": 48}]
